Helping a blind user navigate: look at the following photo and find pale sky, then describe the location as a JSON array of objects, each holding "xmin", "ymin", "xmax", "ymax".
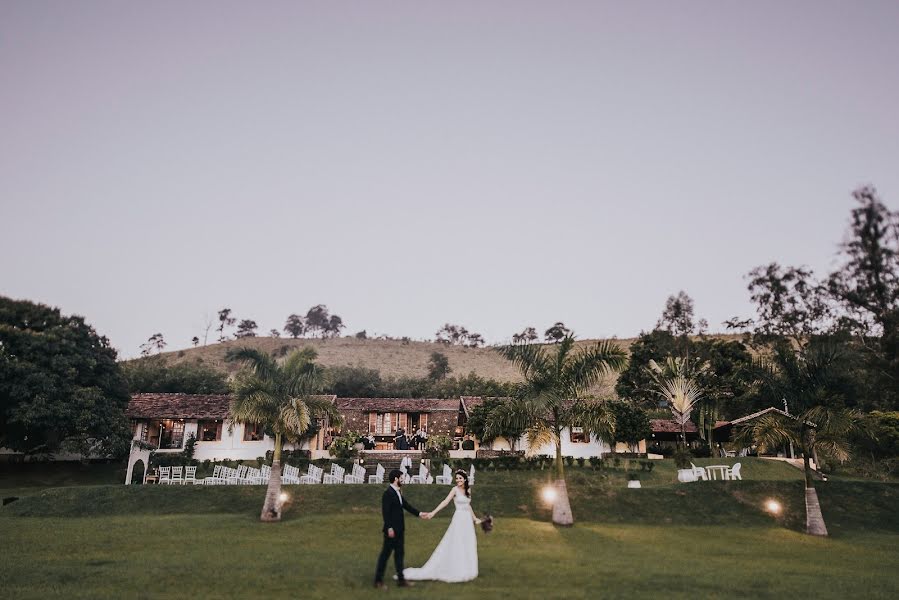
[{"xmin": 2, "ymin": 1, "xmax": 898, "ymax": 358}]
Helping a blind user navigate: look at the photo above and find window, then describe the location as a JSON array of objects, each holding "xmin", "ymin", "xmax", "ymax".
[
  {"xmin": 197, "ymin": 420, "xmax": 222, "ymax": 442},
  {"xmin": 570, "ymin": 426, "xmax": 587, "ymax": 444},
  {"xmin": 147, "ymin": 419, "xmax": 184, "ymax": 449},
  {"xmin": 243, "ymin": 423, "xmax": 265, "ymax": 442}
]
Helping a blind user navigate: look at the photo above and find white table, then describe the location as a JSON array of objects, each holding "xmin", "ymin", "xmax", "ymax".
[{"xmin": 705, "ymin": 465, "xmax": 730, "ymax": 480}]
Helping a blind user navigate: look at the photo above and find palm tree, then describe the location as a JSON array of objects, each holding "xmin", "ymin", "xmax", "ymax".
[
  {"xmin": 228, "ymin": 346, "xmax": 340, "ymax": 522},
  {"xmin": 487, "ymin": 335, "xmax": 628, "ymax": 526},
  {"xmin": 737, "ymin": 340, "xmax": 866, "ymax": 536},
  {"xmin": 647, "ymin": 357, "xmax": 705, "ymax": 448}
]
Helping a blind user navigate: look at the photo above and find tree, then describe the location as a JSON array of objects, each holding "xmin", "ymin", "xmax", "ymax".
[
  {"xmin": 140, "ymin": 333, "xmax": 166, "ymax": 357},
  {"xmin": 191, "ymin": 336, "xmax": 200, "ymax": 347},
  {"xmin": 729, "ymin": 264, "xmax": 834, "ymax": 341},
  {"xmin": 738, "ymin": 339, "xmax": 867, "ymax": 536},
  {"xmin": 0, "ymin": 296, "xmax": 131, "ymax": 457},
  {"xmin": 657, "ymin": 291, "xmax": 698, "ymax": 337},
  {"xmin": 227, "ymin": 347, "xmax": 340, "ymax": 522},
  {"xmin": 427, "ymin": 352, "xmax": 452, "ymax": 381},
  {"xmin": 608, "ymin": 401, "xmax": 652, "ymax": 452},
  {"xmin": 647, "ymin": 357, "xmax": 705, "ymax": 448},
  {"xmin": 235, "ymin": 319, "xmax": 258, "ymax": 338},
  {"xmin": 325, "ymin": 315, "xmax": 344, "ymax": 338},
  {"xmin": 466, "ymin": 333, "xmax": 485, "ymax": 348},
  {"xmin": 544, "ymin": 322, "xmax": 571, "ymax": 343},
  {"xmin": 305, "ymin": 305, "xmax": 331, "ymax": 338},
  {"xmin": 217, "ymin": 308, "xmax": 235, "ymax": 342},
  {"xmin": 466, "ymin": 398, "xmax": 524, "ymax": 450},
  {"xmin": 354, "ymin": 330, "xmax": 367, "ymax": 340},
  {"xmin": 283, "ymin": 314, "xmax": 305, "ymax": 339},
  {"xmin": 122, "ymin": 356, "xmax": 229, "ymax": 394},
  {"xmin": 269, "ymin": 329, "xmax": 280, "ymax": 338},
  {"xmin": 828, "ymin": 185, "xmax": 899, "ymax": 407},
  {"xmin": 435, "ymin": 323, "xmax": 467, "ymax": 345},
  {"xmin": 512, "ymin": 327, "xmax": 538, "ymax": 344},
  {"xmin": 487, "ymin": 334, "xmax": 627, "ymax": 525}
]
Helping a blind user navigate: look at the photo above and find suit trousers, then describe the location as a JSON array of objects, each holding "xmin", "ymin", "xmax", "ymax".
[{"xmin": 374, "ymin": 533, "xmax": 405, "ymax": 583}]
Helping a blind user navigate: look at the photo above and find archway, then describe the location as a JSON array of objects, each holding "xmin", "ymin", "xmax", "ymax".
[{"xmin": 130, "ymin": 459, "xmax": 146, "ymax": 485}]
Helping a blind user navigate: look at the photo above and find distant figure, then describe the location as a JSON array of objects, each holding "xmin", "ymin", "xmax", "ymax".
[
  {"xmin": 461, "ymin": 435, "xmax": 475, "ymax": 451},
  {"xmin": 395, "ymin": 427, "xmax": 409, "ymax": 450},
  {"xmin": 416, "ymin": 427, "xmax": 428, "ymax": 450},
  {"xmin": 363, "ymin": 433, "xmax": 376, "ymax": 450}
]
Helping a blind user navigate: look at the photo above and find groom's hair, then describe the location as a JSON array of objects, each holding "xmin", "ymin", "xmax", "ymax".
[{"xmin": 388, "ymin": 469, "xmax": 403, "ymax": 484}]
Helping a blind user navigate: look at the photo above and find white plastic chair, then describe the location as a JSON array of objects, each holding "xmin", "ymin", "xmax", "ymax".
[
  {"xmin": 677, "ymin": 468, "xmax": 697, "ymax": 483},
  {"xmin": 434, "ymin": 464, "xmax": 452, "ymax": 485},
  {"xmin": 170, "ymin": 466, "xmax": 184, "ymax": 485},
  {"xmin": 410, "ymin": 462, "xmax": 429, "ymax": 484},
  {"xmin": 282, "ymin": 464, "xmax": 301, "ymax": 484},
  {"xmin": 323, "ymin": 464, "xmax": 345, "ymax": 484},
  {"xmin": 368, "ymin": 464, "xmax": 385, "ymax": 484},
  {"xmin": 157, "ymin": 466, "xmax": 171, "ymax": 485},
  {"xmin": 300, "ymin": 465, "xmax": 324, "ymax": 484},
  {"xmin": 344, "ymin": 464, "xmax": 366, "ymax": 484},
  {"xmin": 690, "ymin": 462, "xmax": 708, "ymax": 481},
  {"xmin": 469, "ymin": 464, "xmax": 475, "ymax": 485},
  {"xmin": 727, "ymin": 462, "xmax": 742, "ymax": 480},
  {"xmin": 184, "ymin": 466, "xmax": 198, "ymax": 484}
]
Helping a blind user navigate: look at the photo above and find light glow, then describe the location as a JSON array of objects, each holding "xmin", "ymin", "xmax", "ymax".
[
  {"xmin": 542, "ymin": 486, "xmax": 557, "ymax": 504},
  {"xmin": 279, "ymin": 492, "xmax": 290, "ymax": 503},
  {"xmin": 765, "ymin": 499, "xmax": 782, "ymax": 515}
]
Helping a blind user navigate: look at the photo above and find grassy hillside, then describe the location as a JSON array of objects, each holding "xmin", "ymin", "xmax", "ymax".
[{"xmin": 130, "ymin": 334, "xmax": 746, "ymax": 392}]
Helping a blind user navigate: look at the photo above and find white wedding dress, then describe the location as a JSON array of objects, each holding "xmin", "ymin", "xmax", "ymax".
[{"xmin": 403, "ymin": 487, "xmax": 478, "ymax": 582}]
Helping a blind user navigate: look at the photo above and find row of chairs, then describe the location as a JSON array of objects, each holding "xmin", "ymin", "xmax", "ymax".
[{"xmin": 155, "ymin": 462, "xmax": 477, "ymax": 487}]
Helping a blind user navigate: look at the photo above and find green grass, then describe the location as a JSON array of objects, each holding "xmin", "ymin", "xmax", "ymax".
[{"xmin": 2, "ymin": 460, "xmax": 897, "ymax": 599}]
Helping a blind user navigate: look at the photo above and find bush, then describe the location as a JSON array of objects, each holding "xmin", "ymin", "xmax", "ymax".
[
  {"xmin": 328, "ymin": 431, "xmax": 361, "ymax": 460},
  {"xmin": 673, "ymin": 446, "xmax": 692, "ymax": 469},
  {"xmin": 692, "ymin": 446, "xmax": 712, "ymax": 458},
  {"xmin": 576, "ymin": 457, "xmax": 586, "ymax": 468}
]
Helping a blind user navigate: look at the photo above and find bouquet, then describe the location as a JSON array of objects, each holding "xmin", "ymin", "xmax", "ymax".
[{"xmin": 480, "ymin": 514, "xmax": 494, "ymax": 533}]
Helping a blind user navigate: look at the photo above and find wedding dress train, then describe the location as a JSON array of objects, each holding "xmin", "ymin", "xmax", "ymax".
[{"xmin": 403, "ymin": 487, "xmax": 478, "ymax": 582}]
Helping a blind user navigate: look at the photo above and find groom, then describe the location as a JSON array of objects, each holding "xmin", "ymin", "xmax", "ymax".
[{"xmin": 374, "ymin": 469, "xmax": 429, "ymax": 589}]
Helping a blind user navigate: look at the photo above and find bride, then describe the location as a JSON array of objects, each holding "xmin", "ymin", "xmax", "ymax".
[{"xmin": 403, "ymin": 469, "xmax": 483, "ymax": 583}]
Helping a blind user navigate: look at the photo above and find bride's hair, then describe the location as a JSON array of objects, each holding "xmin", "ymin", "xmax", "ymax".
[{"xmin": 455, "ymin": 469, "xmax": 470, "ymax": 497}]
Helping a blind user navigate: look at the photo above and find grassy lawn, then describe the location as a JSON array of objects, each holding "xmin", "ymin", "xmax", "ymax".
[{"xmin": 1, "ymin": 459, "xmax": 897, "ymax": 599}]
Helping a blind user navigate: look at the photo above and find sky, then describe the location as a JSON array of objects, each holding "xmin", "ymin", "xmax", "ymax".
[{"xmin": 2, "ymin": 1, "xmax": 898, "ymax": 359}]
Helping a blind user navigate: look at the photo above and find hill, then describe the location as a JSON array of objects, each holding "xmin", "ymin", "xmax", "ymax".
[{"xmin": 127, "ymin": 334, "xmax": 746, "ymax": 394}]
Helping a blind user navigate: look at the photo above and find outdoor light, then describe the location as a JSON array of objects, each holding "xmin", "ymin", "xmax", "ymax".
[
  {"xmin": 765, "ymin": 499, "xmax": 782, "ymax": 515},
  {"xmin": 279, "ymin": 492, "xmax": 290, "ymax": 503},
  {"xmin": 542, "ymin": 486, "xmax": 557, "ymax": 504}
]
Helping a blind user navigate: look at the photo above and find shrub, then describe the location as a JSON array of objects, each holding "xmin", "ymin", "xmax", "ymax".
[
  {"xmin": 673, "ymin": 446, "xmax": 692, "ymax": 469},
  {"xmin": 576, "ymin": 457, "xmax": 586, "ymax": 468}
]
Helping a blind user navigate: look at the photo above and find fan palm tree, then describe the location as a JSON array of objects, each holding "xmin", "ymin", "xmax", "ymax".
[
  {"xmin": 736, "ymin": 340, "xmax": 866, "ymax": 536},
  {"xmin": 647, "ymin": 357, "xmax": 705, "ymax": 448},
  {"xmin": 228, "ymin": 346, "xmax": 340, "ymax": 522},
  {"xmin": 486, "ymin": 335, "xmax": 628, "ymax": 526}
]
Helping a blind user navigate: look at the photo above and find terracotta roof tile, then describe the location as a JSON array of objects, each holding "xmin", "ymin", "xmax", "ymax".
[
  {"xmin": 651, "ymin": 419, "xmax": 698, "ymax": 434},
  {"xmin": 127, "ymin": 393, "xmax": 336, "ymax": 420},
  {"xmin": 335, "ymin": 398, "xmax": 459, "ymax": 412}
]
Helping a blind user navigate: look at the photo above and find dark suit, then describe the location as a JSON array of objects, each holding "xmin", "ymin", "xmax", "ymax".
[{"xmin": 374, "ymin": 485, "xmax": 420, "ymax": 584}]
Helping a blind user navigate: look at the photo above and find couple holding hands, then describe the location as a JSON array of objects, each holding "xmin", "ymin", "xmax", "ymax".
[{"xmin": 374, "ymin": 468, "xmax": 490, "ymax": 588}]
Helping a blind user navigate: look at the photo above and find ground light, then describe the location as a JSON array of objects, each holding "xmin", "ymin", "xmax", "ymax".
[
  {"xmin": 542, "ymin": 486, "xmax": 557, "ymax": 504},
  {"xmin": 765, "ymin": 499, "xmax": 782, "ymax": 515},
  {"xmin": 279, "ymin": 492, "xmax": 290, "ymax": 504}
]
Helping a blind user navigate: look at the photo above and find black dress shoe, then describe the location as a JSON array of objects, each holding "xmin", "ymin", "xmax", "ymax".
[
  {"xmin": 373, "ymin": 582, "xmax": 388, "ymax": 590},
  {"xmin": 397, "ymin": 580, "xmax": 415, "ymax": 587}
]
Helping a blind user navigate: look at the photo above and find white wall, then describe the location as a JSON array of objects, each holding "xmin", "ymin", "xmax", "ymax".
[
  {"xmin": 518, "ymin": 428, "xmax": 612, "ymax": 458},
  {"xmin": 129, "ymin": 419, "xmax": 314, "ymax": 465}
]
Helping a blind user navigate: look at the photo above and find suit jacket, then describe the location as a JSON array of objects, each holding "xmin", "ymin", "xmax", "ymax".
[{"xmin": 382, "ymin": 486, "xmax": 420, "ymax": 536}]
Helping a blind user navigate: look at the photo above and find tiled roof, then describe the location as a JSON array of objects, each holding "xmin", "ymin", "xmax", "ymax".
[
  {"xmin": 127, "ymin": 393, "xmax": 336, "ymax": 420},
  {"xmin": 127, "ymin": 393, "xmax": 230, "ymax": 420},
  {"xmin": 335, "ymin": 398, "xmax": 460, "ymax": 412},
  {"xmin": 651, "ymin": 419, "xmax": 698, "ymax": 434},
  {"xmin": 726, "ymin": 406, "xmax": 814, "ymax": 427},
  {"xmin": 460, "ymin": 396, "xmax": 485, "ymax": 417}
]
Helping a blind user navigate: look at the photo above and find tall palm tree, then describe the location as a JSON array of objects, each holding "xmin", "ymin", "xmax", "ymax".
[
  {"xmin": 737, "ymin": 340, "xmax": 866, "ymax": 536},
  {"xmin": 647, "ymin": 357, "xmax": 705, "ymax": 448},
  {"xmin": 487, "ymin": 335, "xmax": 628, "ymax": 526},
  {"xmin": 228, "ymin": 346, "xmax": 340, "ymax": 522}
]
